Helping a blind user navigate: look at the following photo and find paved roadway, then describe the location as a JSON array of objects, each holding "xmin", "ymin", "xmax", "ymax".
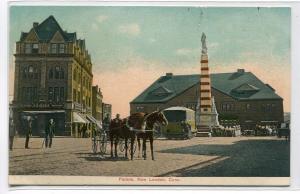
[{"xmin": 9, "ymin": 136, "xmax": 289, "ymax": 177}]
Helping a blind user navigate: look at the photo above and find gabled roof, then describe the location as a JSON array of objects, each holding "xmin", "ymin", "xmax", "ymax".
[
  {"xmin": 20, "ymin": 15, "xmax": 76, "ymax": 42},
  {"xmin": 131, "ymin": 71, "xmax": 282, "ymax": 104}
]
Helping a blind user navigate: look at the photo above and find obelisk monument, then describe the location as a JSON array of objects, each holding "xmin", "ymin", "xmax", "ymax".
[{"xmin": 196, "ymin": 33, "xmax": 220, "ymax": 136}]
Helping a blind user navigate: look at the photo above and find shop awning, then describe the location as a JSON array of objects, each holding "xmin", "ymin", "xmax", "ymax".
[
  {"xmin": 23, "ymin": 110, "xmax": 65, "ymax": 114},
  {"xmin": 86, "ymin": 115, "xmax": 102, "ymax": 129},
  {"xmin": 73, "ymin": 112, "xmax": 89, "ymax": 123}
]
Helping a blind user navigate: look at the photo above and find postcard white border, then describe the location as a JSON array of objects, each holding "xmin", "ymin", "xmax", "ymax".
[{"xmin": 1, "ymin": 0, "xmax": 300, "ymax": 193}]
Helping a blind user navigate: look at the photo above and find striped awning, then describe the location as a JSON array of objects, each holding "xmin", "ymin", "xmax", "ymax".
[
  {"xmin": 86, "ymin": 115, "xmax": 102, "ymax": 129},
  {"xmin": 73, "ymin": 112, "xmax": 89, "ymax": 123}
]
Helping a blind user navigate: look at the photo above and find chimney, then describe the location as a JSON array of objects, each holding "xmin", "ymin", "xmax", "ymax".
[
  {"xmin": 166, "ymin": 73, "xmax": 173, "ymax": 77},
  {"xmin": 237, "ymin": 69, "xmax": 245, "ymax": 74},
  {"xmin": 33, "ymin": 22, "xmax": 39, "ymax": 28}
]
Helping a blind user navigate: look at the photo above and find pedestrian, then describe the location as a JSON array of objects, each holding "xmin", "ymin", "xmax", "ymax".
[
  {"xmin": 9, "ymin": 118, "xmax": 16, "ymax": 150},
  {"xmin": 81, "ymin": 124, "xmax": 87, "ymax": 138},
  {"xmin": 24, "ymin": 116, "xmax": 32, "ymax": 149},
  {"xmin": 45, "ymin": 118, "xmax": 55, "ymax": 148}
]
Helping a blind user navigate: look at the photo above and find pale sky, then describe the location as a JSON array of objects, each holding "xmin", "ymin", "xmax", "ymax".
[{"xmin": 9, "ymin": 6, "xmax": 291, "ymax": 117}]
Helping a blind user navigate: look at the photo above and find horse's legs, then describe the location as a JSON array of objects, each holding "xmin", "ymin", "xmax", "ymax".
[
  {"xmin": 150, "ymin": 135, "xmax": 154, "ymax": 160},
  {"xmin": 130, "ymin": 136, "xmax": 135, "ymax": 160},
  {"xmin": 137, "ymin": 137, "xmax": 141, "ymax": 158},
  {"xmin": 110, "ymin": 134, "xmax": 113, "ymax": 158},
  {"xmin": 124, "ymin": 137, "xmax": 128, "ymax": 158},
  {"xmin": 114, "ymin": 137, "xmax": 118, "ymax": 158},
  {"xmin": 142, "ymin": 137, "xmax": 147, "ymax": 160}
]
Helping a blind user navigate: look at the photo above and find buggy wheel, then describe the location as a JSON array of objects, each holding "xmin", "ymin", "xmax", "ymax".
[
  {"xmin": 119, "ymin": 139, "xmax": 125, "ymax": 152},
  {"xmin": 99, "ymin": 132, "xmax": 108, "ymax": 154},
  {"xmin": 92, "ymin": 138, "xmax": 98, "ymax": 153},
  {"xmin": 129, "ymin": 140, "xmax": 137, "ymax": 155}
]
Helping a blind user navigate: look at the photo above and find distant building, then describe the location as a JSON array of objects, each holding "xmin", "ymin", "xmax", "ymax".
[
  {"xmin": 102, "ymin": 103, "xmax": 112, "ymax": 120},
  {"xmin": 130, "ymin": 70, "xmax": 284, "ymax": 130},
  {"xmin": 92, "ymin": 85, "xmax": 103, "ymax": 122},
  {"xmin": 12, "ymin": 15, "xmax": 95, "ymax": 137}
]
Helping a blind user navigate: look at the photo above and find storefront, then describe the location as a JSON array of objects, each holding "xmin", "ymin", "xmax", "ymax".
[{"xmin": 20, "ymin": 110, "xmax": 65, "ymax": 137}]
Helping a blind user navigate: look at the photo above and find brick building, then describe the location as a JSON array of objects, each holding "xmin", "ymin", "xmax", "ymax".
[
  {"xmin": 102, "ymin": 103, "xmax": 112, "ymax": 120},
  {"xmin": 92, "ymin": 85, "xmax": 103, "ymax": 123},
  {"xmin": 12, "ymin": 15, "xmax": 95, "ymax": 137},
  {"xmin": 130, "ymin": 70, "xmax": 284, "ymax": 130}
]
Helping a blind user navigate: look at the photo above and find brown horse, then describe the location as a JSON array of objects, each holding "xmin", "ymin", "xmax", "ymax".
[
  {"xmin": 109, "ymin": 118, "xmax": 135, "ymax": 160},
  {"xmin": 109, "ymin": 111, "xmax": 168, "ymax": 160},
  {"xmin": 134, "ymin": 111, "xmax": 168, "ymax": 160}
]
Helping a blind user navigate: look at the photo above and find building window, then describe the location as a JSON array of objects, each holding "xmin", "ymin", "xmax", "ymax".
[
  {"xmin": 28, "ymin": 66, "xmax": 34, "ymax": 79},
  {"xmin": 59, "ymin": 44, "xmax": 65, "ymax": 54},
  {"xmin": 55, "ymin": 66, "xmax": 60, "ymax": 79},
  {"xmin": 221, "ymin": 103, "xmax": 234, "ymax": 111},
  {"xmin": 34, "ymin": 68, "xmax": 39, "ymax": 79},
  {"xmin": 25, "ymin": 44, "xmax": 31, "ymax": 54},
  {"xmin": 51, "ymin": 44, "xmax": 57, "ymax": 54},
  {"xmin": 54, "ymin": 87, "xmax": 59, "ymax": 103},
  {"xmin": 49, "ymin": 68, "xmax": 53, "ymax": 79},
  {"xmin": 33, "ymin": 87, "xmax": 38, "ymax": 102},
  {"xmin": 77, "ymin": 91, "xmax": 80, "ymax": 103},
  {"xmin": 246, "ymin": 104, "xmax": 251, "ymax": 111},
  {"xmin": 22, "ymin": 67, "xmax": 27, "ymax": 79},
  {"xmin": 136, "ymin": 106, "xmax": 144, "ymax": 111},
  {"xmin": 48, "ymin": 87, "xmax": 53, "ymax": 102},
  {"xmin": 60, "ymin": 68, "xmax": 64, "ymax": 79},
  {"xmin": 32, "ymin": 43, "xmax": 39, "ymax": 53},
  {"xmin": 73, "ymin": 89, "xmax": 77, "ymax": 102},
  {"xmin": 60, "ymin": 87, "xmax": 65, "ymax": 102}
]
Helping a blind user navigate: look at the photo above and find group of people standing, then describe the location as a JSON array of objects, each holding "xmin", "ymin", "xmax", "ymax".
[{"xmin": 9, "ymin": 116, "xmax": 56, "ymax": 150}]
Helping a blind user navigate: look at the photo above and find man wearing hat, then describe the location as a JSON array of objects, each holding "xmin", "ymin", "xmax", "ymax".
[
  {"xmin": 45, "ymin": 118, "xmax": 55, "ymax": 148},
  {"xmin": 24, "ymin": 116, "xmax": 32, "ymax": 149}
]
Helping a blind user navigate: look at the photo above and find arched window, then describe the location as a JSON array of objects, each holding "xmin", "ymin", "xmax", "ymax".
[
  {"xmin": 28, "ymin": 66, "xmax": 34, "ymax": 78},
  {"xmin": 22, "ymin": 67, "xmax": 27, "ymax": 79},
  {"xmin": 55, "ymin": 66, "xmax": 60, "ymax": 79},
  {"xmin": 60, "ymin": 68, "xmax": 64, "ymax": 79},
  {"xmin": 49, "ymin": 68, "xmax": 53, "ymax": 79},
  {"xmin": 34, "ymin": 68, "xmax": 38, "ymax": 79}
]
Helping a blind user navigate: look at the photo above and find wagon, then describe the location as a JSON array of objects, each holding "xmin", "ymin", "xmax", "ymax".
[
  {"xmin": 91, "ymin": 127, "xmax": 108, "ymax": 155},
  {"xmin": 161, "ymin": 107, "xmax": 196, "ymax": 139}
]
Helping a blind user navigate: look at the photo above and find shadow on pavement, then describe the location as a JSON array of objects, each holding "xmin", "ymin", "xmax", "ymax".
[
  {"xmin": 158, "ymin": 139, "xmax": 290, "ymax": 177},
  {"xmin": 76, "ymin": 152, "xmax": 131, "ymax": 162}
]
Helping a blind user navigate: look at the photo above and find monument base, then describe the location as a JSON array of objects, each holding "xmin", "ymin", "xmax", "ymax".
[{"xmin": 196, "ymin": 112, "xmax": 220, "ymax": 137}]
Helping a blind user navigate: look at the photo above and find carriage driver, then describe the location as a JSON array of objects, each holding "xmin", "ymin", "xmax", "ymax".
[{"xmin": 112, "ymin": 114, "xmax": 122, "ymax": 125}]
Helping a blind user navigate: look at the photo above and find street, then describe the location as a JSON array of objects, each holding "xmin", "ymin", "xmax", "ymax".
[{"xmin": 9, "ymin": 136, "xmax": 289, "ymax": 177}]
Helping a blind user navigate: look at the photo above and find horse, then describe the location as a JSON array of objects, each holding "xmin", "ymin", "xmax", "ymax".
[
  {"xmin": 109, "ymin": 111, "xmax": 168, "ymax": 160},
  {"xmin": 109, "ymin": 118, "xmax": 136, "ymax": 160},
  {"xmin": 133, "ymin": 111, "xmax": 168, "ymax": 160}
]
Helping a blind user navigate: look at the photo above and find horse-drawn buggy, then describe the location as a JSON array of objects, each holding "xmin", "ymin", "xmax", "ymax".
[
  {"xmin": 91, "ymin": 110, "xmax": 168, "ymax": 160},
  {"xmin": 91, "ymin": 122, "xmax": 108, "ymax": 155}
]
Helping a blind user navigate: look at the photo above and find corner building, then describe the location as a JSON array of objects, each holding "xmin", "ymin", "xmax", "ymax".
[{"xmin": 13, "ymin": 15, "xmax": 94, "ymax": 137}]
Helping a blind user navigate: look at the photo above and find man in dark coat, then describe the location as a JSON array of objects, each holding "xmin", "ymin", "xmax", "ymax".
[
  {"xmin": 112, "ymin": 114, "xmax": 122, "ymax": 125},
  {"xmin": 24, "ymin": 116, "xmax": 32, "ymax": 149},
  {"xmin": 45, "ymin": 119, "xmax": 55, "ymax": 148}
]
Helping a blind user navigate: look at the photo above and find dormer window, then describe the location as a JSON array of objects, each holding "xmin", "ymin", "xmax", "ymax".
[
  {"xmin": 25, "ymin": 43, "xmax": 31, "ymax": 54},
  {"xmin": 32, "ymin": 43, "xmax": 39, "ymax": 53},
  {"xmin": 151, "ymin": 86, "xmax": 172, "ymax": 97},
  {"xmin": 51, "ymin": 43, "xmax": 57, "ymax": 53},
  {"xmin": 59, "ymin": 43, "xmax": 65, "ymax": 54}
]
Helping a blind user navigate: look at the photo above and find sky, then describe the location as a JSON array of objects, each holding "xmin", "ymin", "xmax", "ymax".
[{"xmin": 9, "ymin": 6, "xmax": 291, "ymax": 117}]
